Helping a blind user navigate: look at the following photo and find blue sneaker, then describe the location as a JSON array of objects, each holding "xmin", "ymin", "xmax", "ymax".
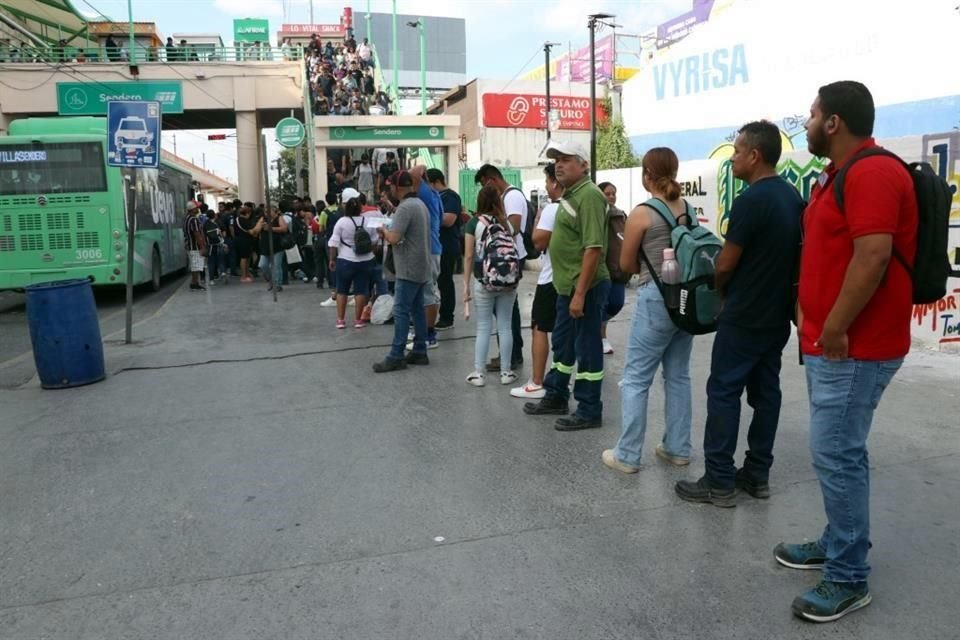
[
  {"xmin": 792, "ymin": 580, "xmax": 871, "ymax": 622},
  {"xmin": 773, "ymin": 541, "xmax": 826, "ymax": 570}
]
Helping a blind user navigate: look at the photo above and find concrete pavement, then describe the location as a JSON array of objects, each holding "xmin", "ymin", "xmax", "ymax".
[{"xmin": 0, "ymin": 276, "xmax": 957, "ymax": 639}]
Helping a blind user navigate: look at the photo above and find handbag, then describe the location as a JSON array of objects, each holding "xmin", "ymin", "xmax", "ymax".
[{"xmin": 284, "ymin": 244, "xmax": 303, "ymax": 264}]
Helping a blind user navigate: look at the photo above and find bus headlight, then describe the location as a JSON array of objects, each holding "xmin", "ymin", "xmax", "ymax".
[
  {"xmin": 114, "ymin": 243, "xmax": 122, "ymax": 250},
  {"xmin": 115, "ymin": 254, "xmax": 123, "ymax": 262},
  {"xmin": 113, "ymin": 230, "xmax": 121, "ymax": 239}
]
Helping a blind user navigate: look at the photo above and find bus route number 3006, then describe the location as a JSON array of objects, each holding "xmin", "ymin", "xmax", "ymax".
[{"xmin": 76, "ymin": 248, "xmax": 104, "ymax": 260}]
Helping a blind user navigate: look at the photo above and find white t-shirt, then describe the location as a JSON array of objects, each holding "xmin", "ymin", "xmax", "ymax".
[
  {"xmin": 536, "ymin": 203, "xmax": 558, "ymax": 285},
  {"xmin": 329, "ymin": 215, "xmax": 375, "ymax": 262},
  {"xmin": 502, "ymin": 188, "xmax": 528, "ymax": 260}
]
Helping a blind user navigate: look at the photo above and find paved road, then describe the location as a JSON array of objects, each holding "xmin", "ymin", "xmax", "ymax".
[
  {"xmin": 0, "ymin": 275, "xmax": 185, "ymax": 388},
  {"xmin": 0, "ymin": 278, "xmax": 957, "ymax": 639}
]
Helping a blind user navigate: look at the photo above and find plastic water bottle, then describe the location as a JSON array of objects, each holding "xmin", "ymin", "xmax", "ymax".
[{"xmin": 661, "ymin": 248, "xmax": 681, "ymax": 309}]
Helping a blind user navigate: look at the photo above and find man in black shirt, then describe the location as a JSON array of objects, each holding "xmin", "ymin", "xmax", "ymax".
[
  {"xmin": 427, "ymin": 169, "xmax": 462, "ymax": 329},
  {"xmin": 377, "ymin": 151, "xmax": 399, "ymax": 197},
  {"xmin": 676, "ymin": 120, "xmax": 804, "ymax": 508}
]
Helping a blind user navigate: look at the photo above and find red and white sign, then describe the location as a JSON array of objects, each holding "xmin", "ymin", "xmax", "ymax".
[
  {"xmin": 482, "ymin": 93, "xmax": 604, "ymax": 131},
  {"xmin": 279, "ymin": 23, "xmax": 345, "ymax": 36}
]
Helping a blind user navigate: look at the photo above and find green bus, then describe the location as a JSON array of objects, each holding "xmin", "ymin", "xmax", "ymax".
[{"xmin": 0, "ymin": 117, "xmax": 194, "ymax": 291}]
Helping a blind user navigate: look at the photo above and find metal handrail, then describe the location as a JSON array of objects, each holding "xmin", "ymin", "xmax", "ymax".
[{"xmin": 0, "ymin": 45, "xmax": 305, "ymax": 64}]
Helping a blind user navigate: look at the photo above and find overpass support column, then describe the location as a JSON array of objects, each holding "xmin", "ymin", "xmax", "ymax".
[
  {"xmin": 236, "ymin": 111, "xmax": 262, "ymax": 203},
  {"xmin": 313, "ymin": 146, "xmax": 328, "ymax": 201},
  {"xmin": 0, "ymin": 111, "xmax": 12, "ymax": 136}
]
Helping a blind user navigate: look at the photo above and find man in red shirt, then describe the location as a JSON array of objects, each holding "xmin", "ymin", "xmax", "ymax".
[{"xmin": 774, "ymin": 81, "xmax": 918, "ymax": 623}]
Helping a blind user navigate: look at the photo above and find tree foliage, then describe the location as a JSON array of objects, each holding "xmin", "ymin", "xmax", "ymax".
[
  {"xmin": 596, "ymin": 99, "xmax": 640, "ymax": 171},
  {"xmin": 269, "ymin": 146, "xmax": 309, "ymax": 203}
]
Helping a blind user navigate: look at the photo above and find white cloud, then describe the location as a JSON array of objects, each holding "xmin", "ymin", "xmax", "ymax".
[{"xmin": 213, "ymin": 0, "xmax": 283, "ymax": 18}]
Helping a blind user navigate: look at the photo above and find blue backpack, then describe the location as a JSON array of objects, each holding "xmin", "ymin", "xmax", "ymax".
[{"xmin": 639, "ymin": 198, "xmax": 722, "ymax": 335}]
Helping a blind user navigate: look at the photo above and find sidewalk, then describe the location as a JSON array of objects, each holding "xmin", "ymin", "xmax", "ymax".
[{"xmin": 0, "ymin": 277, "xmax": 957, "ymax": 639}]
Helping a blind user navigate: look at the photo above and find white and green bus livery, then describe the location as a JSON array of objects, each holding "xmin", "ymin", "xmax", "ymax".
[{"xmin": 0, "ymin": 116, "xmax": 193, "ymax": 290}]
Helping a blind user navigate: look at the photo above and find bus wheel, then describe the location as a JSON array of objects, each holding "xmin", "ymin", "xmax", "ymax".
[{"xmin": 150, "ymin": 247, "xmax": 162, "ymax": 292}]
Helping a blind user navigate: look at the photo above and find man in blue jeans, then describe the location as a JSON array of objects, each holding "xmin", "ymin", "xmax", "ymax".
[
  {"xmin": 774, "ymin": 81, "xmax": 918, "ymax": 622},
  {"xmin": 373, "ymin": 171, "xmax": 432, "ymax": 372},
  {"xmin": 675, "ymin": 120, "xmax": 803, "ymax": 508},
  {"xmin": 523, "ymin": 140, "xmax": 610, "ymax": 430}
]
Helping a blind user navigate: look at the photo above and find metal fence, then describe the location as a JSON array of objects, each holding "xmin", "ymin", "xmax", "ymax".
[{"xmin": 0, "ymin": 45, "xmax": 303, "ymax": 65}]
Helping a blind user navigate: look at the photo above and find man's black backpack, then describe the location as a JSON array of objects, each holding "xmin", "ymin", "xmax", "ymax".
[
  {"xmin": 203, "ymin": 219, "xmax": 222, "ymax": 246},
  {"xmin": 349, "ymin": 216, "xmax": 374, "ymax": 255},
  {"xmin": 834, "ymin": 148, "xmax": 952, "ymax": 304},
  {"xmin": 289, "ymin": 214, "xmax": 309, "ymax": 247},
  {"xmin": 505, "ymin": 186, "xmax": 540, "ymax": 260}
]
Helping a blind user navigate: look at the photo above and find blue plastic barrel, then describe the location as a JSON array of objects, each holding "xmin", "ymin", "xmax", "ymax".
[{"xmin": 25, "ymin": 279, "xmax": 105, "ymax": 389}]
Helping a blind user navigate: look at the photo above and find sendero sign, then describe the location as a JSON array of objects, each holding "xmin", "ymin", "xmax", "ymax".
[
  {"xmin": 330, "ymin": 126, "xmax": 445, "ymax": 141},
  {"xmin": 482, "ymin": 93, "xmax": 604, "ymax": 131},
  {"xmin": 276, "ymin": 117, "xmax": 305, "ymax": 148},
  {"xmin": 234, "ymin": 18, "xmax": 270, "ymax": 42},
  {"xmin": 57, "ymin": 81, "xmax": 183, "ymax": 115}
]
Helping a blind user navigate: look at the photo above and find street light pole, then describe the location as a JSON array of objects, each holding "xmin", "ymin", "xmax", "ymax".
[
  {"xmin": 407, "ymin": 20, "xmax": 426, "ymax": 114},
  {"xmin": 587, "ymin": 13, "xmax": 614, "ymax": 182},
  {"xmin": 544, "ymin": 42, "xmax": 560, "ymax": 141},
  {"xmin": 366, "ymin": 0, "xmax": 372, "ymax": 43},
  {"xmin": 392, "ymin": 0, "xmax": 398, "ymax": 104},
  {"xmin": 126, "ymin": 0, "xmax": 135, "ymax": 63},
  {"xmin": 418, "ymin": 20, "xmax": 426, "ymax": 114}
]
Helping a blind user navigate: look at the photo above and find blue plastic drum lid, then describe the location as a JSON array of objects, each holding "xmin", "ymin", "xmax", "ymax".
[{"xmin": 25, "ymin": 278, "xmax": 106, "ymax": 389}]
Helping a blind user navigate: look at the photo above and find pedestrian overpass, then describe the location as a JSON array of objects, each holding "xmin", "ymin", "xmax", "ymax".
[{"xmin": 0, "ymin": 54, "xmax": 461, "ymax": 203}]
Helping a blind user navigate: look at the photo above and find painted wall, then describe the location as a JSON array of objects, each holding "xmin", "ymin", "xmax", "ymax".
[
  {"xmin": 622, "ymin": 0, "xmax": 960, "ymax": 160},
  {"xmin": 595, "ymin": 130, "xmax": 960, "ymax": 353}
]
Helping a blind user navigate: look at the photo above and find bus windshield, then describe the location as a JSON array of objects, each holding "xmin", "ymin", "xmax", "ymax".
[{"xmin": 0, "ymin": 142, "xmax": 107, "ymax": 195}]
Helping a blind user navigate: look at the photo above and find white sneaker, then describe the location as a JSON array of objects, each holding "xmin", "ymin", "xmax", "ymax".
[
  {"xmin": 320, "ymin": 297, "xmax": 336, "ymax": 307},
  {"xmin": 510, "ymin": 381, "xmax": 546, "ymax": 399},
  {"xmin": 465, "ymin": 371, "xmax": 485, "ymax": 387},
  {"xmin": 407, "ymin": 336, "xmax": 439, "ymax": 351},
  {"xmin": 500, "ymin": 371, "xmax": 518, "ymax": 385},
  {"xmin": 602, "ymin": 339, "xmax": 614, "ymax": 355}
]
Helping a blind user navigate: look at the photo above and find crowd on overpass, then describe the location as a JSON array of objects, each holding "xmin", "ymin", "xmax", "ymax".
[{"xmin": 305, "ymin": 33, "xmax": 392, "ymax": 117}]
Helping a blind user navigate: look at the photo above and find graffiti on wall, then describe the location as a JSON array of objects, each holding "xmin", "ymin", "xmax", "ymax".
[{"xmin": 711, "ymin": 129, "xmax": 959, "ymax": 350}]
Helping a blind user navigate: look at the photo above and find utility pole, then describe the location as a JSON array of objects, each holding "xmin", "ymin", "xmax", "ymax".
[
  {"xmin": 366, "ymin": 0, "xmax": 372, "ymax": 43},
  {"xmin": 418, "ymin": 20, "xmax": 426, "ymax": 114},
  {"xmin": 406, "ymin": 20, "xmax": 426, "ymax": 113},
  {"xmin": 309, "ymin": 0, "xmax": 314, "ymax": 25},
  {"xmin": 587, "ymin": 13, "xmax": 614, "ymax": 182},
  {"xmin": 544, "ymin": 42, "xmax": 560, "ymax": 141},
  {"xmin": 126, "ymin": 0, "xmax": 135, "ymax": 63},
  {"xmin": 391, "ymin": 0, "xmax": 398, "ymax": 104}
]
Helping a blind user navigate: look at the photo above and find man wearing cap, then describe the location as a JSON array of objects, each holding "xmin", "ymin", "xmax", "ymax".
[
  {"xmin": 182, "ymin": 200, "xmax": 207, "ymax": 291},
  {"xmin": 523, "ymin": 140, "xmax": 611, "ymax": 430},
  {"xmin": 373, "ymin": 170, "xmax": 432, "ymax": 372},
  {"xmin": 410, "ymin": 165, "xmax": 444, "ymax": 350}
]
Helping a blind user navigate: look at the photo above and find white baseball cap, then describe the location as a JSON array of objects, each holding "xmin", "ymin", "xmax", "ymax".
[
  {"xmin": 544, "ymin": 139, "xmax": 589, "ymax": 162},
  {"xmin": 340, "ymin": 187, "xmax": 361, "ymax": 202}
]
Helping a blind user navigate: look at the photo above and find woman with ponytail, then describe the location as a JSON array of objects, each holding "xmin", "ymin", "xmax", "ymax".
[{"xmin": 601, "ymin": 147, "xmax": 696, "ymax": 474}]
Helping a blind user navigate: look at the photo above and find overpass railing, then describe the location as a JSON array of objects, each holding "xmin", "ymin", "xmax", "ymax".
[{"xmin": 0, "ymin": 45, "xmax": 305, "ymax": 65}]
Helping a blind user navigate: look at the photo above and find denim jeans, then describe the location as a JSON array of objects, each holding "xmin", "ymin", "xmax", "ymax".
[
  {"xmin": 613, "ymin": 282, "xmax": 693, "ymax": 467},
  {"xmin": 603, "ymin": 282, "xmax": 626, "ymax": 323},
  {"xmin": 314, "ymin": 243, "xmax": 328, "ymax": 288},
  {"xmin": 208, "ymin": 244, "xmax": 228, "ymax": 278},
  {"xmin": 438, "ymin": 250, "xmax": 458, "ymax": 324},
  {"xmin": 542, "ymin": 279, "xmax": 611, "ymax": 420},
  {"xmin": 805, "ymin": 355, "xmax": 902, "ymax": 583},
  {"xmin": 258, "ymin": 251, "xmax": 284, "ymax": 285},
  {"xmin": 472, "ymin": 283, "xmax": 517, "ymax": 372},
  {"xmin": 371, "ymin": 264, "xmax": 388, "ymax": 297},
  {"xmin": 703, "ymin": 322, "xmax": 790, "ymax": 490},
  {"xmin": 389, "ymin": 279, "xmax": 427, "ymax": 360}
]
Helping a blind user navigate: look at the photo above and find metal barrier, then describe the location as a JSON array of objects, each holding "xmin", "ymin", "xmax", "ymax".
[{"xmin": 0, "ymin": 45, "xmax": 303, "ymax": 65}]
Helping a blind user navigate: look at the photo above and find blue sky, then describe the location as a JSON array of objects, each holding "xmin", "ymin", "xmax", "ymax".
[{"xmin": 73, "ymin": 0, "xmax": 691, "ymax": 183}]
